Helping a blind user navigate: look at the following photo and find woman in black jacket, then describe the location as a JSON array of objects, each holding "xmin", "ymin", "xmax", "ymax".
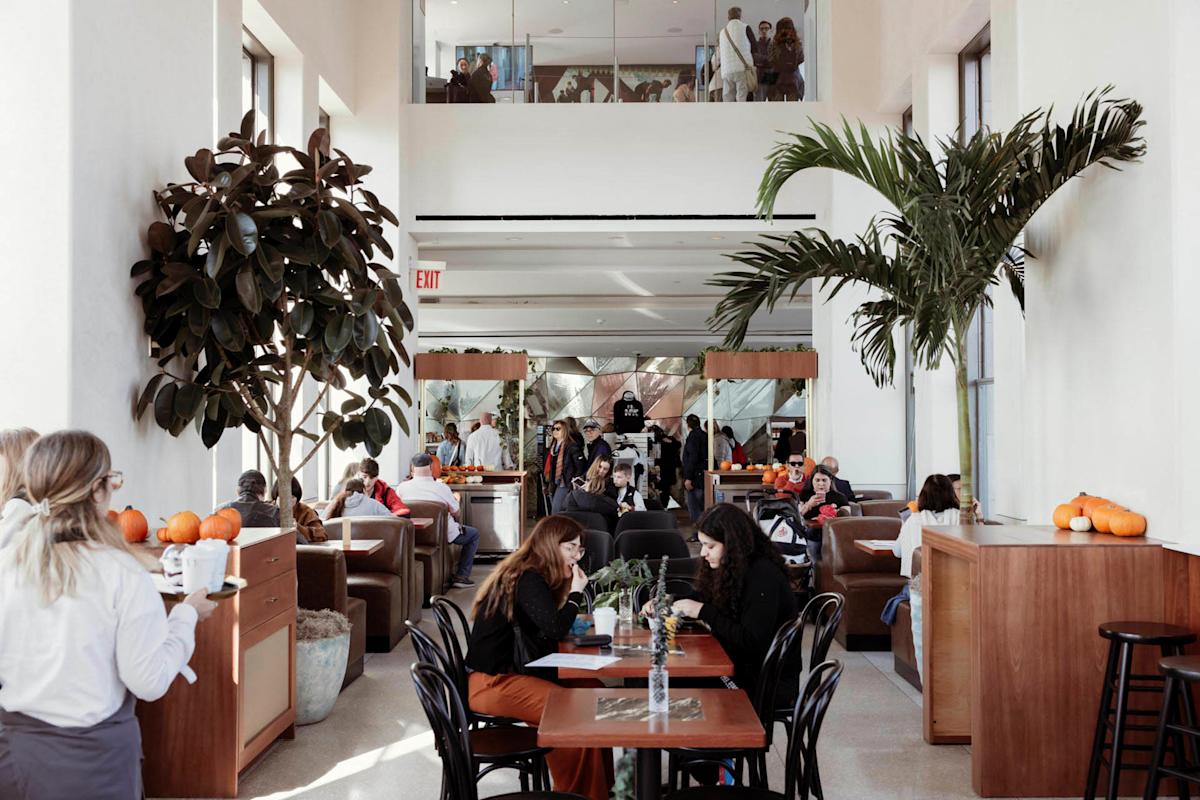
[
  {"xmin": 467, "ymin": 515, "xmax": 613, "ymax": 799},
  {"xmin": 795, "ymin": 465, "xmax": 849, "ymax": 560},
  {"xmin": 669, "ymin": 503, "xmax": 799, "ymax": 700},
  {"xmin": 564, "ymin": 456, "xmax": 618, "ymax": 531},
  {"xmin": 447, "ymin": 57, "xmax": 471, "ymax": 103},
  {"xmin": 546, "ymin": 418, "xmax": 587, "ymax": 514},
  {"xmin": 467, "ymin": 53, "xmax": 496, "ymax": 103}
]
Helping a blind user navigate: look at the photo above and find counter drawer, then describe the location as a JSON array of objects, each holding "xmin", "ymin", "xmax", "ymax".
[
  {"xmin": 236, "ymin": 534, "xmax": 295, "ymax": 586},
  {"xmin": 239, "ymin": 570, "xmax": 296, "ymax": 634}
]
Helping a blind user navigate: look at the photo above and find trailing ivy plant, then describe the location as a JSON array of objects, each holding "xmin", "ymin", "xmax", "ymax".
[{"xmin": 131, "ymin": 111, "xmax": 414, "ymax": 529}]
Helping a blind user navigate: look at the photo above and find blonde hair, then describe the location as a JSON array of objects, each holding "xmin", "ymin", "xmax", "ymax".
[
  {"xmin": 0, "ymin": 427, "xmax": 39, "ymax": 504},
  {"xmin": 7, "ymin": 430, "xmax": 147, "ymax": 604},
  {"xmin": 582, "ymin": 456, "xmax": 612, "ymax": 495}
]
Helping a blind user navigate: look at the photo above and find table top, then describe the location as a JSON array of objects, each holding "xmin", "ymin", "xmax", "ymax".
[
  {"xmin": 410, "ymin": 517, "xmax": 433, "ymax": 530},
  {"xmin": 538, "ymin": 687, "xmax": 765, "ymax": 749},
  {"xmin": 313, "ymin": 538, "xmax": 384, "ymax": 555},
  {"xmin": 854, "ymin": 539, "xmax": 898, "ymax": 556},
  {"xmin": 923, "ymin": 525, "xmax": 1163, "ymax": 561},
  {"xmin": 558, "ymin": 620, "xmax": 732, "ymax": 679}
]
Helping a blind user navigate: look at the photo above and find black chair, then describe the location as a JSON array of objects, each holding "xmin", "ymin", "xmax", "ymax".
[
  {"xmin": 633, "ymin": 576, "xmax": 697, "ymax": 611},
  {"xmin": 665, "ymin": 660, "xmax": 844, "ymax": 800},
  {"xmin": 645, "ymin": 496, "xmax": 666, "ymax": 511},
  {"xmin": 667, "ymin": 614, "xmax": 808, "ymax": 790},
  {"xmin": 615, "ymin": 529, "xmax": 691, "ymax": 561},
  {"xmin": 409, "ymin": 617, "xmax": 548, "ymax": 794},
  {"xmin": 579, "ymin": 529, "xmax": 615, "ymax": 575},
  {"xmin": 615, "ymin": 509, "xmax": 677, "ymax": 536},
  {"xmin": 559, "ymin": 510, "xmax": 608, "ymax": 532},
  {"xmin": 430, "ymin": 596, "xmax": 520, "ymax": 729},
  {"xmin": 410, "ymin": 663, "xmax": 585, "ymax": 800},
  {"xmin": 1144, "ymin": 654, "xmax": 1200, "ymax": 800}
]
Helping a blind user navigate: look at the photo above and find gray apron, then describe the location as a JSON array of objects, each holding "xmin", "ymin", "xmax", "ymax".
[{"xmin": 0, "ymin": 692, "xmax": 142, "ymax": 799}]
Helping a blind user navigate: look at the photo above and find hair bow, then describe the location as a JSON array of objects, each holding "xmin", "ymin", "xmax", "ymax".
[{"xmin": 32, "ymin": 498, "xmax": 51, "ymax": 517}]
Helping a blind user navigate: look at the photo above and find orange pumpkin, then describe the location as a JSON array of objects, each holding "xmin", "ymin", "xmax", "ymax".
[
  {"xmin": 430, "ymin": 455, "xmax": 442, "ymax": 479},
  {"xmin": 1080, "ymin": 496, "xmax": 1112, "ymax": 519},
  {"xmin": 167, "ymin": 511, "xmax": 202, "ymax": 544},
  {"xmin": 155, "ymin": 526, "xmax": 170, "ymax": 543},
  {"xmin": 1108, "ymin": 511, "xmax": 1147, "ymax": 537},
  {"xmin": 117, "ymin": 506, "xmax": 148, "ymax": 543},
  {"xmin": 761, "ymin": 469, "xmax": 778, "ymax": 485},
  {"xmin": 1052, "ymin": 503, "xmax": 1083, "ymax": 530},
  {"xmin": 1090, "ymin": 503, "xmax": 1126, "ymax": 534},
  {"xmin": 106, "ymin": 509, "xmax": 120, "ymax": 523},
  {"xmin": 802, "ymin": 457, "xmax": 816, "ymax": 479},
  {"xmin": 1070, "ymin": 493, "xmax": 1091, "ymax": 507},
  {"xmin": 215, "ymin": 507, "xmax": 242, "ymax": 539},
  {"xmin": 199, "ymin": 514, "xmax": 235, "ymax": 541},
  {"xmin": 719, "ymin": 460, "xmax": 733, "ymax": 471},
  {"xmin": 907, "ymin": 500, "xmax": 919, "ymax": 514}
]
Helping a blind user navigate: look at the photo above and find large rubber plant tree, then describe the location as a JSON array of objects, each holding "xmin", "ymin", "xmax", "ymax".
[
  {"xmin": 709, "ymin": 88, "xmax": 1144, "ymax": 521},
  {"xmin": 132, "ymin": 111, "xmax": 414, "ymax": 529}
]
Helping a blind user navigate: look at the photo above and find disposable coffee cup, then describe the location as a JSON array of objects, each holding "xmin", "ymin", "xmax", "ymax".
[
  {"xmin": 593, "ymin": 607, "xmax": 617, "ymax": 638},
  {"xmin": 181, "ymin": 549, "xmax": 209, "ymax": 595}
]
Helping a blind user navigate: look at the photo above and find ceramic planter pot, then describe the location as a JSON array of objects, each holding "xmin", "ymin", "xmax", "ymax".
[{"xmin": 295, "ymin": 632, "xmax": 350, "ymax": 725}]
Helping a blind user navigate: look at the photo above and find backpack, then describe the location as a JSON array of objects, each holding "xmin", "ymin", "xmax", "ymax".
[{"xmin": 749, "ymin": 491, "xmax": 806, "ymax": 556}]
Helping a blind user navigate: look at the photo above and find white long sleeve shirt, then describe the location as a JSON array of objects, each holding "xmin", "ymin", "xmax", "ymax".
[
  {"xmin": 395, "ymin": 475, "xmax": 463, "ymax": 542},
  {"xmin": 0, "ymin": 545, "xmax": 198, "ymax": 727},
  {"xmin": 894, "ymin": 508, "xmax": 961, "ymax": 579},
  {"xmin": 464, "ymin": 423, "xmax": 503, "ymax": 469}
]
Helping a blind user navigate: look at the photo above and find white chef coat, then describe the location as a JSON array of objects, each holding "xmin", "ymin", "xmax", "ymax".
[
  {"xmin": 464, "ymin": 423, "xmax": 502, "ymax": 469},
  {"xmin": 0, "ymin": 544, "xmax": 198, "ymax": 727},
  {"xmin": 395, "ymin": 475, "xmax": 463, "ymax": 542}
]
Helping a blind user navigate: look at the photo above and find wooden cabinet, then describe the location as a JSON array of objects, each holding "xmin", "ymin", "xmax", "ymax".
[{"xmin": 138, "ymin": 528, "xmax": 297, "ymax": 798}]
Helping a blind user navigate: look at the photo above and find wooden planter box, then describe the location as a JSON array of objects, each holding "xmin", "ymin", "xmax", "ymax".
[
  {"xmin": 414, "ymin": 352, "xmax": 528, "ymax": 381},
  {"xmin": 702, "ymin": 351, "xmax": 818, "ymax": 380}
]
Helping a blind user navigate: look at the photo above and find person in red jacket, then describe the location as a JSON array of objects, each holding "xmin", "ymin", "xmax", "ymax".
[
  {"xmin": 774, "ymin": 454, "xmax": 808, "ymax": 495},
  {"xmin": 358, "ymin": 457, "xmax": 410, "ymax": 517}
]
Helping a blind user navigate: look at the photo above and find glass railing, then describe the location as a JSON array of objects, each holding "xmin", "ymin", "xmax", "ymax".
[{"xmin": 415, "ymin": 0, "xmax": 817, "ymax": 104}]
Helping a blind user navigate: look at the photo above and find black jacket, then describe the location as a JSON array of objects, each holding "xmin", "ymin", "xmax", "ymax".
[
  {"xmin": 681, "ymin": 428, "xmax": 708, "ymax": 484},
  {"xmin": 466, "ymin": 570, "xmax": 584, "ymax": 676},
  {"xmin": 584, "ymin": 437, "xmax": 612, "ymax": 469},
  {"xmin": 468, "ymin": 68, "xmax": 495, "ymax": 103},
  {"xmin": 797, "ymin": 486, "xmax": 849, "ymax": 522},
  {"xmin": 546, "ymin": 441, "xmax": 587, "ymax": 488},
  {"xmin": 564, "ymin": 488, "xmax": 618, "ymax": 531},
  {"xmin": 696, "ymin": 556, "xmax": 799, "ymax": 697},
  {"xmin": 832, "ymin": 477, "xmax": 855, "ymax": 502},
  {"xmin": 657, "ymin": 436, "xmax": 681, "ymax": 487}
]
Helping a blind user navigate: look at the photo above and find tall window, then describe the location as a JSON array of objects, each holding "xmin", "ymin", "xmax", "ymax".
[
  {"xmin": 318, "ymin": 107, "xmax": 331, "ymax": 140},
  {"xmin": 961, "ymin": 25, "xmax": 993, "ymax": 516},
  {"xmin": 242, "ymin": 28, "xmax": 274, "ymax": 142}
]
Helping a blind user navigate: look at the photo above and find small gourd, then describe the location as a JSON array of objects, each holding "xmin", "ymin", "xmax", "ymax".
[
  {"xmin": 1053, "ymin": 503, "xmax": 1082, "ymax": 530},
  {"xmin": 1069, "ymin": 516, "xmax": 1093, "ymax": 532}
]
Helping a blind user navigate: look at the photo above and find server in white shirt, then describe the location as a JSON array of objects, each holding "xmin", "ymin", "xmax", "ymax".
[
  {"xmin": 464, "ymin": 411, "xmax": 503, "ymax": 469},
  {"xmin": 395, "ymin": 453, "xmax": 480, "ymax": 587},
  {"xmin": 0, "ymin": 430, "xmax": 217, "ymax": 799}
]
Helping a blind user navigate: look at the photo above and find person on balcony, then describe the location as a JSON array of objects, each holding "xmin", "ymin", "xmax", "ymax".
[
  {"xmin": 718, "ymin": 6, "xmax": 756, "ymax": 102},
  {"xmin": 218, "ymin": 469, "xmax": 280, "ymax": 528},
  {"xmin": 396, "ymin": 453, "xmax": 479, "ymax": 588},
  {"xmin": 357, "ymin": 457, "xmax": 410, "ymax": 517},
  {"xmin": 768, "ymin": 16, "xmax": 805, "ymax": 101},
  {"xmin": 752, "ymin": 19, "xmax": 773, "ymax": 100},
  {"xmin": 467, "ymin": 52, "xmax": 496, "ymax": 103}
]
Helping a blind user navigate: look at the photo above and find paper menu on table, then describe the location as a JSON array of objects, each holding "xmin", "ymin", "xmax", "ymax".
[{"xmin": 524, "ymin": 653, "xmax": 621, "ymax": 670}]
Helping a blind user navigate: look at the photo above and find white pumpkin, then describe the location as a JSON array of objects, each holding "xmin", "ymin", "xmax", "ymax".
[
  {"xmin": 730, "ymin": 464, "xmax": 743, "ymax": 471},
  {"xmin": 1069, "ymin": 516, "xmax": 1093, "ymax": 532}
]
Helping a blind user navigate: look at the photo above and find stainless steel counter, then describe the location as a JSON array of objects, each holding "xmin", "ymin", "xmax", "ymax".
[{"xmin": 457, "ymin": 482, "xmax": 522, "ymax": 554}]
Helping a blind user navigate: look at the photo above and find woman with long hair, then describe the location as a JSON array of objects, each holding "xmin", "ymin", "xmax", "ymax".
[
  {"xmin": 0, "ymin": 427, "xmax": 39, "ymax": 545},
  {"xmin": 545, "ymin": 418, "xmax": 586, "ymax": 515},
  {"xmin": 768, "ymin": 16, "xmax": 804, "ymax": 101},
  {"xmin": 0, "ymin": 430, "xmax": 216, "ymax": 798},
  {"xmin": 466, "ymin": 515, "xmax": 613, "ymax": 799},
  {"xmin": 795, "ymin": 464, "xmax": 850, "ymax": 560},
  {"xmin": 272, "ymin": 476, "xmax": 327, "ymax": 542},
  {"xmin": 321, "ymin": 478, "xmax": 392, "ymax": 521},
  {"xmin": 564, "ymin": 455, "xmax": 618, "ymax": 530}
]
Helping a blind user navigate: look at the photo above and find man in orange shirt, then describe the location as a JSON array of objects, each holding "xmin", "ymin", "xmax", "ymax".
[{"xmin": 774, "ymin": 455, "xmax": 808, "ymax": 494}]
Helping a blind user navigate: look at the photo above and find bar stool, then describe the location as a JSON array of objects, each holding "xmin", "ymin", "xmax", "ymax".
[
  {"xmin": 1145, "ymin": 655, "xmax": 1200, "ymax": 800},
  {"xmin": 1084, "ymin": 621, "xmax": 1196, "ymax": 800}
]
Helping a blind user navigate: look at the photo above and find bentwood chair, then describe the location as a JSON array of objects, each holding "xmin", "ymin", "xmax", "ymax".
[
  {"xmin": 430, "ymin": 596, "xmax": 522, "ymax": 730},
  {"xmin": 664, "ymin": 660, "xmax": 845, "ymax": 800},
  {"xmin": 408, "ymin": 623, "xmax": 550, "ymax": 795},
  {"xmin": 410, "ymin": 663, "xmax": 586, "ymax": 800}
]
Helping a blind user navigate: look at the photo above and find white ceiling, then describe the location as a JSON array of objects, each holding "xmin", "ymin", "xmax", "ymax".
[
  {"xmin": 415, "ymin": 230, "xmax": 812, "ymax": 356},
  {"xmin": 423, "ymin": 0, "xmax": 812, "ymax": 66}
]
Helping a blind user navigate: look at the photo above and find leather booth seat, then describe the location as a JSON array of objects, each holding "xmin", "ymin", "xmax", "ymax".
[
  {"xmin": 817, "ymin": 517, "xmax": 907, "ymax": 650},
  {"xmin": 296, "ymin": 545, "xmax": 367, "ymax": 688},
  {"xmin": 404, "ymin": 501, "xmax": 453, "ymax": 604},
  {"xmin": 891, "ymin": 548, "xmax": 921, "ymax": 691},
  {"xmin": 337, "ymin": 516, "xmax": 420, "ymax": 652},
  {"xmin": 858, "ymin": 499, "xmax": 908, "ymax": 519}
]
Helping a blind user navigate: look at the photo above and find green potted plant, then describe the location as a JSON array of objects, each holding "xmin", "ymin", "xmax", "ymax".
[
  {"xmin": 589, "ymin": 557, "xmax": 652, "ymax": 624},
  {"xmin": 130, "ymin": 112, "xmax": 414, "ymax": 529},
  {"xmin": 709, "ymin": 88, "xmax": 1145, "ymax": 521},
  {"xmin": 295, "ymin": 608, "xmax": 352, "ymax": 725}
]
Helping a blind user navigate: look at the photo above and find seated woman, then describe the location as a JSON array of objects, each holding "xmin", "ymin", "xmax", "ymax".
[
  {"xmin": 272, "ymin": 477, "xmax": 327, "ymax": 543},
  {"xmin": 0, "ymin": 430, "xmax": 217, "ymax": 799},
  {"xmin": 563, "ymin": 456, "xmax": 618, "ymax": 531},
  {"xmin": 322, "ymin": 478, "xmax": 392, "ymax": 521},
  {"xmin": 466, "ymin": 515, "xmax": 613, "ymax": 800},
  {"xmin": 891, "ymin": 473, "xmax": 960, "ymax": 682},
  {"xmin": 218, "ymin": 469, "xmax": 280, "ymax": 528},
  {"xmin": 666, "ymin": 503, "xmax": 799, "ymax": 702},
  {"xmin": 796, "ymin": 465, "xmax": 850, "ymax": 561}
]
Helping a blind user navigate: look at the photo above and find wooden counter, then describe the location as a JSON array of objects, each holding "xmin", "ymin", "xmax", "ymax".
[
  {"xmin": 137, "ymin": 528, "xmax": 297, "ymax": 798},
  {"xmin": 704, "ymin": 470, "xmax": 773, "ymax": 509},
  {"xmin": 922, "ymin": 525, "xmax": 1165, "ymax": 797}
]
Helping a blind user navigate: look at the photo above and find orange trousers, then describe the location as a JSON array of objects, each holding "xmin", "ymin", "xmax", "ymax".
[{"xmin": 468, "ymin": 671, "xmax": 614, "ymax": 800}]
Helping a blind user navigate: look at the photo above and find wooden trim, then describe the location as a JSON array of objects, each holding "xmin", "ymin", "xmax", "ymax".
[
  {"xmin": 701, "ymin": 351, "xmax": 818, "ymax": 379},
  {"xmin": 414, "ymin": 352, "xmax": 528, "ymax": 380}
]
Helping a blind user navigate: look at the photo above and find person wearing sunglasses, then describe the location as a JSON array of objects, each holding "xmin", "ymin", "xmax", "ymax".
[
  {"xmin": 774, "ymin": 455, "xmax": 811, "ymax": 494},
  {"xmin": 544, "ymin": 418, "xmax": 586, "ymax": 514}
]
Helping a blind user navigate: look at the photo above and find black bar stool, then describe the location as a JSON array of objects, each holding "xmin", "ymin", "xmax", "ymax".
[
  {"xmin": 1084, "ymin": 621, "xmax": 1196, "ymax": 800},
  {"xmin": 1145, "ymin": 655, "xmax": 1200, "ymax": 800}
]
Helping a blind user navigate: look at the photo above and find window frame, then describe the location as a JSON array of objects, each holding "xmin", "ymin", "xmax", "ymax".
[
  {"xmin": 958, "ymin": 24, "xmax": 990, "ymax": 143},
  {"xmin": 242, "ymin": 27, "xmax": 274, "ymax": 143}
]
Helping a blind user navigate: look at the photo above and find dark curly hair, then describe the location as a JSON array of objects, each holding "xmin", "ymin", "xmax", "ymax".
[{"xmin": 693, "ymin": 503, "xmax": 787, "ymax": 616}]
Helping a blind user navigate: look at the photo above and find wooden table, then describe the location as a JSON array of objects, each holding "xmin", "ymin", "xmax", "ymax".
[
  {"xmin": 410, "ymin": 516, "xmax": 433, "ymax": 530},
  {"xmin": 922, "ymin": 524, "xmax": 1166, "ymax": 797},
  {"xmin": 314, "ymin": 538, "xmax": 384, "ymax": 555},
  {"xmin": 539, "ymin": 687, "xmax": 764, "ymax": 800},
  {"xmin": 558, "ymin": 621, "xmax": 733, "ymax": 680},
  {"xmin": 854, "ymin": 539, "xmax": 897, "ymax": 556}
]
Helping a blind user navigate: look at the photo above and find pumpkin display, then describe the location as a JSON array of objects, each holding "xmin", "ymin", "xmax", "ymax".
[
  {"xmin": 1080, "ymin": 496, "xmax": 1112, "ymax": 519},
  {"xmin": 430, "ymin": 455, "xmax": 442, "ymax": 479},
  {"xmin": 1069, "ymin": 516, "xmax": 1093, "ymax": 532},
  {"xmin": 215, "ymin": 507, "xmax": 242, "ymax": 539},
  {"xmin": 719, "ymin": 460, "xmax": 733, "ymax": 471},
  {"xmin": 1109, "ymin": 511, "xmax": 1147, "ymax": 537},
  {"xmin": 1053, "ymin": 503, "xmax": 1083, "ymax": 530},
  {"xmin": 155, "ymin": 526, "xmax": 170, "ymax": 543},
  {"xmin": 1070, "ymin": 493, "xmax": 1091, "ymax": 507},
  {"xmin": 116, "ymin": 506, "xmax": 148, "ymax": 543},
  {"xmin": 199, "ymin": 514, "xmax": 235, "ymax": 541},
  {"xmin": 907, "ymin": 500, "xmax": 919, "ymax": 514},
  {"xmin": 166, "ymin": 511, "xmax": 202, "ymax": 544},
  {"xmin": 731, "ymin": 464, "xmax": 743, "ymax": 471},
  {"xmin": 1090, "ymin": 503, "xmax": 1127, "ymax": 534},
  {"xmin": 761, "ymin": 469, "xmax": 778, "ymax": 485}
]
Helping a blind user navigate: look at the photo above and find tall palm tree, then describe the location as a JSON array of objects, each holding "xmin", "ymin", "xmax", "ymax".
[{"xmin": 709, "ymin": 88, "xmax": 1144, "ymax": 521}]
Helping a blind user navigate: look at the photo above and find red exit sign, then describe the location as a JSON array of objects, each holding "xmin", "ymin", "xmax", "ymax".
[{"xmin": 413, "ymin": 260, "xmax": 446, "ymax": 294}]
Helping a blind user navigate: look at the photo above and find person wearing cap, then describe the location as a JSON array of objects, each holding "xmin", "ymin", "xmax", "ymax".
[
  {"xmin": 464, "ymin": 411, "xmax": 503, "ymax": 470},
  {"xmin": 395, "ymin": 453, "xmax": 479, "ymax": 587},
  {"xmin": 581, "ymin": 419, "xmax": 612, "ymax": 470},
  {"xmin": 217, "ymin": 469, "xmax": 281, "ymax": 528}
]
